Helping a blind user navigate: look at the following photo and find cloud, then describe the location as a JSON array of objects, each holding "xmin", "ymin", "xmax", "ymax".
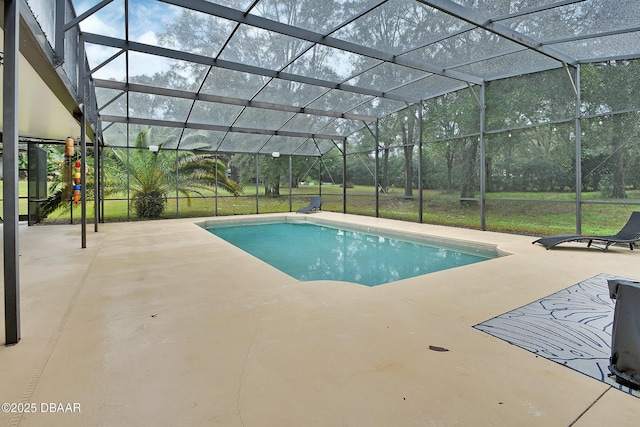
[
  {"xmin": 80, "ymin": 12, "xmax": 123, "ymax": 38},
  {"xmin": 136, "ymin": 30, "xmax": 159, "ymax": 45},
  {"xmin": 76, "ymin": 0, "xmax": 178, "ymax": 80}
]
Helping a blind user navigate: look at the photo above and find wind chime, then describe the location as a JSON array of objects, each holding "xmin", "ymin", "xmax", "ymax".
[{"xmin": 65, "ymin": 137, "xmax": 81, "ymax": 203}]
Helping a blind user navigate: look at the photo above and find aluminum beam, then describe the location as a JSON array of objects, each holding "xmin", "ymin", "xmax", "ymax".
[
  {"xmin": 4, "ymin": 0, "xmax": 21, "ymax": 345},
  {"xmin": 490, "ymin": 0, "xmax": 584, "ymax": 20},
  {"xmin": 575, "ymin": 65, "xmax": 582, "ymax": 234},
  {"xmin": 420, "ymin": 0, "xmax": 579, "ymax": 66},
  {"xmin": 65, "ymin": 0, "xmax": 115, "ymax": 31},
  {"xmin": 479, "ymin": 84, "xmax": 486, "ymax": 231},
  {"xmin": 99, "ymin": 115, "xmax": 347, "ymax": 142},
  {"xmin": 159, "ymin": 0, "xmax": 483, "ymax": 85},
  {"xmin": 81, "ymin": 33, "xmax": 420, "ymax": 104},
  {"xmin": 79, "ymin": 41, "xmax": 88, "ymax": 248},
  {"xmin": 93, "ymin": 79, "xmax": 377, "ymax": 123},
  {"xmin": 418, "ymin": 101, "xmax": 423, "ymax": 223},
  {"xmin": 545, "ymin": 26, "xmax": 640, "ymax": 46}
]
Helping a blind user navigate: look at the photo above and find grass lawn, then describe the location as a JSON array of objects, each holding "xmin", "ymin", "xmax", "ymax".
[{"xmin": 3, "ymin": 181, "xmax": 639, "ymax": 237}]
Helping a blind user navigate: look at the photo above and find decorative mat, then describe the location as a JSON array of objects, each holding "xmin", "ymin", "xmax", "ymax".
[{"xmin": 474, "ymin": 273, "xmax": 639, "ymax": 398}]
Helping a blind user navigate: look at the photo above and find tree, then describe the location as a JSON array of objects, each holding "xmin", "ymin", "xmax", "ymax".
[
  {"xmin": 485, "ymin": 68, "xmax": 575, "ymax": 194},
  {"xmin": 423, "ymin": 88, "xmax": 480, "ymax": 197},
  {"xmin": 39, "ymin": 147, "xmax": 95, "ymax": 220},
  {"xmin": 581, "ymin": 60, "xmax": 640, "ymax": 199},
  {"xmin": 399, "ymin": 107, "xmax": 418, "ymax": 197},
  {"xmin": 106, "ymin": 129, "xmax": 242, "ymax": 218},
  {"xmin": 231, "ymin": 153, "xmax": 319, "ymax": 195}
]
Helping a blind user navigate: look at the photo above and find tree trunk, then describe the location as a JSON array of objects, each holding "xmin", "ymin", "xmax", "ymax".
[
  {"xmin": 381, "ymin": 147, "xmax": 390, "ymax": 192},
  {"xmin": 446, "ymin": 145, "xmax": 454, "ymax": 191},
  {"xmin": 611, "ymin": 116, "xmax": 627, "ymax": 198},
  {"xmin": 485, "ymin": 156, "xmax": 493, "ymax": 192},
  {"xmin": 273, "ymin": 179, "xmax": 280, "ymax": 196},
  {"xmin": 401, "ymin": 118, "xmax": 414, "ymax": 197},
  {"xmin": 403, "ymin": 144, "xmax": 413, "ymax": 197},
  {"xmin": 264, "ymin": 176, "xmax": 280, "ymax": 196},
  {"xmin": 460, "ymin": 138, "xmax": 478, "ymax": 201}
]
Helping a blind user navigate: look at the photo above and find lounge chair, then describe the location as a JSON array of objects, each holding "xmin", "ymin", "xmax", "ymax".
[
  {"xmin": 532, "ymin": 211, "xmax": 640, "ymax": 251},
  {"xmin": 296, "ymin": 196, "xmax": 322, "ymax": 214}
]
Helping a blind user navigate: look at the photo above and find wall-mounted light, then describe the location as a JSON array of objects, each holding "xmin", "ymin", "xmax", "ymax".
[
  {"xmin": 149, "ymin": 145, "xmax": 159, "ymax": 153},
  {"xmin": 272, "ymin": 151, "xmax": 280, "ymax": 158}
]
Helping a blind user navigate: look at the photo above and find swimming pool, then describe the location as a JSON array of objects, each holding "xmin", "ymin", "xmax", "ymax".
[{"xmin": 203, "ymin": 219, "xmax": 499, "ymax": 286}]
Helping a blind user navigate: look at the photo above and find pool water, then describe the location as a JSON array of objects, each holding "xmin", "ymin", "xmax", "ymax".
[{"xmin": 206, "ymin": 222, "xmax": 496, "ymax": 286}]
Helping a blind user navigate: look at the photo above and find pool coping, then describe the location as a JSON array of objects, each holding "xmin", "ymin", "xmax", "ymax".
[{"xmin": 195, "ymin": 213, "xmax": 508, "ymax": 258}]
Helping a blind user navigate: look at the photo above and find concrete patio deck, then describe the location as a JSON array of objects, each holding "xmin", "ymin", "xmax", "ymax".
[{"xmin": 1, "ymin": 212, "xmax": 639, "ymax": 426}]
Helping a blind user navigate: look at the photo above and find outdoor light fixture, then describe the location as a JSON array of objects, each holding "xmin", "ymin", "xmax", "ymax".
[
  {"xmin": 149, "ymin": 145, "xmax": 159, "ymax": 153},
  {"xmin": 272, "ymin": 151, "xmax": 280, "ymax": 158}
]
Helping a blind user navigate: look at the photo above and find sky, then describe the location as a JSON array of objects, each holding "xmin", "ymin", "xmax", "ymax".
[{"xmin": 73, "ymin": 0, "xmax": 179, "ymax": 79}]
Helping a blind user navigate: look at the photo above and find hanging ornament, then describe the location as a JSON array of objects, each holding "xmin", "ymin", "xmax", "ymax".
[
  {"xmin": 73, "ymin": 159, "xmax": 81, "ymax": 203},
  {"xmin": 65, "ymin": 137, "xmax": 74, "ymax": 156}
]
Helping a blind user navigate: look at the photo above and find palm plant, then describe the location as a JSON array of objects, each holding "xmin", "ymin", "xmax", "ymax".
[
  {"xmin": 40, "ymin": 129, "xmax": 242, "ymax": 220},
  {"xmin": 39, "ymin": 147, "xmax": 95, "ymax": 220},
  {"xmin": 106, "ymin": 129, "xmax": 242, "ymax": 219}
]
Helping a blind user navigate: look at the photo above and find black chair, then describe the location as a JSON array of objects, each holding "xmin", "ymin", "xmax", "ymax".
[
  {"xmin": 533, "ymin": 212, "xmax": 640, "ymax": 251},
  {"xmin": 608, "ymin": 278, "xmax": 640, "ymax": 389},
  {"xmin": 296, "ymin": 196, "xmax": 322, "ymax": 214}
]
